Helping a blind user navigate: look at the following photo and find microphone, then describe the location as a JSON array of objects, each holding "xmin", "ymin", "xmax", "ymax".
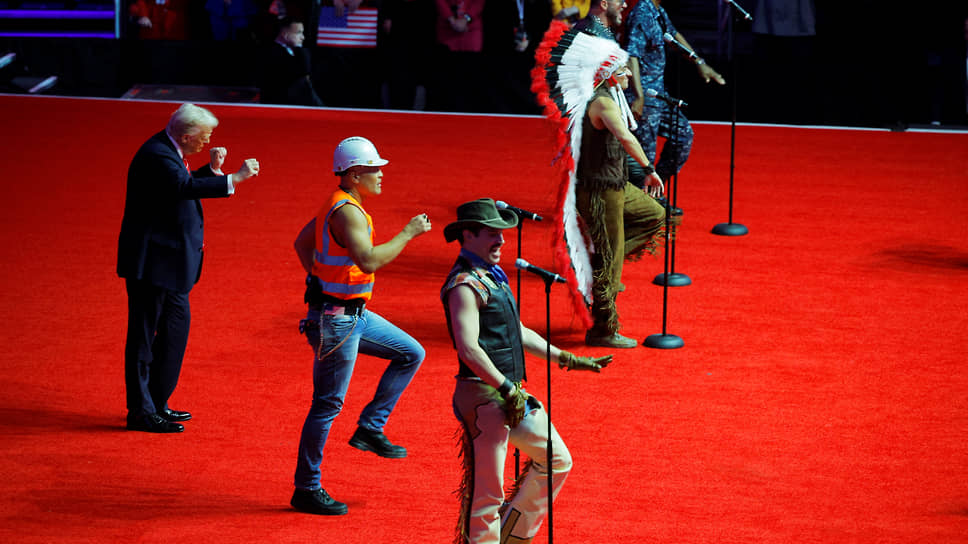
[
  {"xmin": 663, "ymin": 32, "xmax": 698, "ymax": 61},
  {"xmin": 496, "ymin": 200, "xmax": 543, "ymax": 221},
  {"xmin": 723, "ymin": 0, "xmax": 753, "ymax": 21},
  {"xmin": 515, "ymin": 258, "xmax": 566, "ymax": 284},
  {"xmin": 645, "ymin": 88, "xmax": 688, "ymax": 108}
]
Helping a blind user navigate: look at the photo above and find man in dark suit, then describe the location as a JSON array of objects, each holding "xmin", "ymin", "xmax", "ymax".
[
  {"xmin": 259, "ymin": 17, "xmax": 324, "ymax": 106},
  {"xmin": 117, "ymin": 103, "xmax": 260, "ymax": 433}
]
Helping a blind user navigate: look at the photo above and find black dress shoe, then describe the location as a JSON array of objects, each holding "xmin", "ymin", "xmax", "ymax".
[
  {"xmin": 160, "ymin": 408, "xmax": 192, "ymax": 422},
  {"xmin": 126, "ymin": 413, "xmax": 184, "ymax": 433},
  {"xmin": 348, "ymin": 427, "xmax": 407, "ymax": 458},
  {"xmin": 291, "ymin": 487, "xmax": 348, "ymax": 515}
]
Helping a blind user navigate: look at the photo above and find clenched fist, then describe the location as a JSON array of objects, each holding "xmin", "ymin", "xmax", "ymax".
[
  {"xmin": 235, "ymin": 158, "xmax": 260, "ymax": 182},
  {"xmin": 404, "ymin": 213, "xmax": 432, "ymax": 239},
  {"xmin": 209, "ymin": 147, "xmax": 227, "ymax": 172}
]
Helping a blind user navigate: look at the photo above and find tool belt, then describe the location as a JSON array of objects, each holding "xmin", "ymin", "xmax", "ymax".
[{"xmin": 305, "ymin": 275, "xmax": 366, "ymax": 316}]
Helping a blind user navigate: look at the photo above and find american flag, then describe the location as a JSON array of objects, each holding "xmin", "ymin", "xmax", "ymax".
[{"xmin": 316, "ymin": 7, "xmax": 378, "ymax": 48}]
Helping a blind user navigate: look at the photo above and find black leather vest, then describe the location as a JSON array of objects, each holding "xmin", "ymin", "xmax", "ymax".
[{"xmin": 442, "ymin": 258, "xmax": 526, "ymax": 383}]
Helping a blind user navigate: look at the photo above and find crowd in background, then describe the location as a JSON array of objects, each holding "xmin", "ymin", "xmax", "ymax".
[
  {"xmin": 123, "ymin": 0, "xmax": 563, "ymax": 114},
  {"xmin": 117, "ymin": 1, "xmax": 968, "ymax": 125},
  {"xmin": 1, "ymin": 1, "xmax": 964, "ymax": 124}
]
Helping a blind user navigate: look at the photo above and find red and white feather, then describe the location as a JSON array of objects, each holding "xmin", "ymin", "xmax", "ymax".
[{"xmin": 531, "ymin": 21, "xmax": 629, "ymax": 328}]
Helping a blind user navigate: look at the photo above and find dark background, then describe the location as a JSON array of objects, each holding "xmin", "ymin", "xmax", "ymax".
[{"xmin": 1, "ymin": 0, "xmax": 966, "ymax": 129}]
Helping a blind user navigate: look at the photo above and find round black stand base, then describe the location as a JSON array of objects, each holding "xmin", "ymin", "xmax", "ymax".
[
  {"xmin": 712, "ymin": 222, "xmax": 749, "ymax": 236},
  {"xmin": 653, "ymin": 272, "xmax": 692, "ymax": 287},
  {"xmin": 643, "ymin": 333, "xmax": 684, "ymax": 349}
]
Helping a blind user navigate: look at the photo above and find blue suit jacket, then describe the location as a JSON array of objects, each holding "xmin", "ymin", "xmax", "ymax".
[{"xmin": 117, "ymin": 130, "xmax": 230, "ymax": 293}]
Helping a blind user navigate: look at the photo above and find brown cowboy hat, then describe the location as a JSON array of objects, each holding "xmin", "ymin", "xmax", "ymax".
[{"xmin": 444, "ymin": 198, "xmax": 519, "ymax": 243}]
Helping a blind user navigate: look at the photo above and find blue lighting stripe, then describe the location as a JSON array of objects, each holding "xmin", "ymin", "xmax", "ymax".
[
  {"xmin": 0, "ymin": 31, "xmax": 116, "ymax": 38},
  {"xmin": 0, "ymin": 10, "xmax": 114, "ymax": 19}
]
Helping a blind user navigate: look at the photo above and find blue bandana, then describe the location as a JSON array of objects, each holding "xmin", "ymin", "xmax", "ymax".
[{"xmin": 460, "ymin": 248, "xmax": 509, "ymax": 285}]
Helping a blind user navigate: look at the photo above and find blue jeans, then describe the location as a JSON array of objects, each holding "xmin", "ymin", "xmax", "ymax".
[{"xmin": 294, "ymin": 308, "xmax": 424, "ymax": 491}]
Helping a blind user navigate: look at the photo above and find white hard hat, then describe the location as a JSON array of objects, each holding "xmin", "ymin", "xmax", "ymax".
[{"xmin": 333, "ymin": 136, "xmax": 389, "ymax": 173}]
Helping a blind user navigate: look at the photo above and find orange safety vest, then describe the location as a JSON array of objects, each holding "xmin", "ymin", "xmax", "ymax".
[{"xmin": 312, "ymin": 189, "xmax": 375, "ymax": 301}]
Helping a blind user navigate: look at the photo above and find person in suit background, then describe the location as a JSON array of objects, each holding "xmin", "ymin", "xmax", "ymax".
[
  {"xmin": 259, "ymin": 17, "xmax": 324, "ymax": 106},
  {"xmin": 117, "ymin": 103, "xmax": 260, "ymax": 433}
]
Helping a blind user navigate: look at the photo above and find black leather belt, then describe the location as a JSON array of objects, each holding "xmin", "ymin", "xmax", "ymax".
[{"xmin": 310, "ymin": 296, "xmax": 365, "ymax": 316}]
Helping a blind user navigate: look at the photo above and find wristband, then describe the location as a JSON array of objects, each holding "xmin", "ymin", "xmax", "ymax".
[
  {"xmin": 695, "ymin": 58, "xmax": 706, "ymax": 66},
  {"xmin": 497, "ymin": 378, "xmax": 513, "ymax": 398},
  {"xmin": 642, "ymin": 164, "xmax": 655, "ymax": 176}
]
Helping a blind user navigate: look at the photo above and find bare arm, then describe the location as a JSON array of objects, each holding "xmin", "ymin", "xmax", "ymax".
[
  {"xmin": 450, "ymin": 283, "xmax": 610, "ymax": 382},
  {"xmin": 451, "ymin": 286, "xmax": 575, "ymax": 374},
  {"xmin": 672, "ymin": 32, "xmax": 698, "ymax": 57},
  {"xmin": 674, "ymin": 31, "xmax": 725, "ymax": 85},
  {"xmin": 591, "ymin": 95, "xmax": 651, "ymax": 169},
  {"xmin": 447, "ymin": 285, "xmax": 510, "ymax": 389},
  {"xmin": 590, "ymin": 95, "xmax": 665, "ymax": 195},
  {"xmin": 293, "ymin": 218, "xmax": 316, "ymax": 274},
  {"xmin": 519, "ymin": 323, "xmax": 562, "ymax": 362},
  {"xmin": 330, "ymin": 205, "xmax": 431, "ymax": 274}
]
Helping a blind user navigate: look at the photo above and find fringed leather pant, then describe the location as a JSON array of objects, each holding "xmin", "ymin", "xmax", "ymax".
[
  {"xmin": 452, "ymin": 378, "xmax": 572, "ymax": 544},
  {"xmin": 576, "ymin": 181, "xmax": 667, "ymax": 335}
]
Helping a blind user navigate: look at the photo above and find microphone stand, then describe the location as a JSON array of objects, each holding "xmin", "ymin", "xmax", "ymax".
[
  {"xmin": 646, "ymin": 51, "xmax": 685, "ymax": 349},
  {"xmin": 513, "ymin": 221, "xmax": 523, "ymax": 479},
  {"xmin": 652, "ymin": 72, "xmax": 691, "ymax": 288},
  {"xmin": 712, "ymin": 0, "xmax": 749, "ymax": 236},
  {"xmin": 539, "ymin": 274, "xmax": 555, "ymax": 544},
  {"xmin": 644, "ymin": 141, "xmax": 684, "ymax": 349}
]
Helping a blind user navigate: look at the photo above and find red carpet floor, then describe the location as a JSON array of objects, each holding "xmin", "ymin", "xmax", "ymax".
[{"xmin": 0, "ymin": 95, "xmax": 966, "ymax": 543}]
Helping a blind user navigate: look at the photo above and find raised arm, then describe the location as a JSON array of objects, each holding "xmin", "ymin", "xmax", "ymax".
[
  {"xmin": 330, "ymin": 206, "xmax": 431, "ymax": 274},
  {"xmin": 673, "ymin": 31, "xmax": 725, "ymax": 85}
]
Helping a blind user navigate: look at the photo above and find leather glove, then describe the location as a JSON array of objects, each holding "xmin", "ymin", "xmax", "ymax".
[
  {"xmin": 558, "ymin": 350, "xmax": 612, "ymax": 372},
  {"xmin": 504, "ymin": 385, "xmax": 528, "ymax": 428}
]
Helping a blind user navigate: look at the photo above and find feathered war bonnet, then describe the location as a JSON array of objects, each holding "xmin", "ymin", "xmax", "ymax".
[{"xmin": 530, "ymin": 21, "xmax": 631, "ymax": 328}]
